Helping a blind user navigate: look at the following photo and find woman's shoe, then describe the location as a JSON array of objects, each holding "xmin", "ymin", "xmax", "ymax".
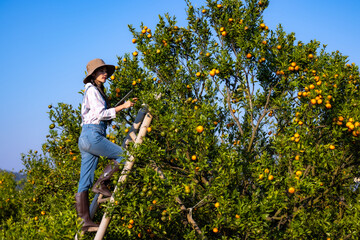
[
  {"xmin": 75, "ymin": 191, "xmax": 99, "ymax": 232},
  {"xmin": 92, "ymin": 160, "xmax": 119, "ymax": 197}
]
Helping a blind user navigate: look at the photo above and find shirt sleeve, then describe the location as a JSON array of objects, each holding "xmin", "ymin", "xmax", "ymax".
[{"xmin": 86, "ymin": 86, "xmax": 116, "ymax": 121}]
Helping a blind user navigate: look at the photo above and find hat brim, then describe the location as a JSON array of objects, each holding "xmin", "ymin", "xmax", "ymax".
[{"xmin": 83, "ymin": 64, "xmax": 115, "ymax": 84}]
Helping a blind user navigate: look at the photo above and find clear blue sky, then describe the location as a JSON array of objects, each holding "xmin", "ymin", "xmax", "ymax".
[{"xmin": 1, "ymin": 0, "xmax": 359, "ymax": 172}]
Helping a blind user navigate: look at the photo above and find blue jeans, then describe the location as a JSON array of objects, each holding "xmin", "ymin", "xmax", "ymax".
[{"xmin": 77, "ymin": 122, "xmax": 124, "ymax": 193}]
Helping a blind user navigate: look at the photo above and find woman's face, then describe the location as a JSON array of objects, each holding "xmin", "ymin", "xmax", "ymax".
[{"xmin": 93, "ymin": 67, "xmax": 108, "ymax": 84}]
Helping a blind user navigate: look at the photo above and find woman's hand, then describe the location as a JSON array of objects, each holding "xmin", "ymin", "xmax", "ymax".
[
  {"xmin": 122, "ymin": 98, "xmax": 137, "ymax": 109},
  {"xmin": 115, "ymin": 98, "xmax": 138, "ymax": 113}
]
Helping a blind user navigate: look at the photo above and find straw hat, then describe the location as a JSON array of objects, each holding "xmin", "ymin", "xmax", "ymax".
[{"xmin": 83, "ymin": 58, "xmax": 115, "ymax": 84}]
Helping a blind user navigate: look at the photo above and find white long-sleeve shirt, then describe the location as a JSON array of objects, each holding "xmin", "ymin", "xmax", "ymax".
[{"xmin": 81, "ymin": 83, "xmax": 116, "ymax": 125}]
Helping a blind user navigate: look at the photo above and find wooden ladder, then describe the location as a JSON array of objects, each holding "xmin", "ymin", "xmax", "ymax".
[{"xmin": 75, "ymin": 107, "xmax": 153, "ymax": 240}]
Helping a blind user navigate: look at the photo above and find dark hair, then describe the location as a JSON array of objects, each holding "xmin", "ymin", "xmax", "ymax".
[{"xmin": 90, "ymin": 75, "xmax": 110, "ymax": 109}]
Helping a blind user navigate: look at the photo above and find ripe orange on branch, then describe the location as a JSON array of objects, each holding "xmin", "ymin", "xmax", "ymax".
[{"xmin": 196, "ymin": 126, "xmax": 204, "ymax": 133}]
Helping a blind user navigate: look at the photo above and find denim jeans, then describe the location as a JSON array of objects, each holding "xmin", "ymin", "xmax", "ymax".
[{"xmin": 77, "ymin": 122, "xmax": 124, "ymax": 193}]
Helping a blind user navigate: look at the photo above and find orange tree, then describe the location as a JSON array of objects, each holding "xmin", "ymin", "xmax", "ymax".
[
  {"xmin": 0, "ymin": 171, "xmax": 20, "ymax": 223},
  {"xmin": 2, "ymin": 0, "xmax": 360, "ymax": 239}
]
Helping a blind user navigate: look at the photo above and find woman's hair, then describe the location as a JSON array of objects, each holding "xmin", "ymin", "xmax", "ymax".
[{"xmin": 89, "ymin": 69, "xmax": 110, "ymax": 108}]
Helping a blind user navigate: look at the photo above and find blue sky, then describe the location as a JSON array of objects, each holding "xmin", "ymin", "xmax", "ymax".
[{"xmin": 1, "ymin": 0, "xmax": 359, "ymax": 172}]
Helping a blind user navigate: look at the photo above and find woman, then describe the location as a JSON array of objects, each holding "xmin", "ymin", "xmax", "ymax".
[{"xmin": 75, "ymin": 58, "xmax": 136, "ymax": 232}]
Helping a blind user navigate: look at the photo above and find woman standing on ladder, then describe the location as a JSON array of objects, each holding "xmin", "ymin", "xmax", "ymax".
[{"xmin": 75, "ymin": 58, "xmax": 136, "ymax": 232}]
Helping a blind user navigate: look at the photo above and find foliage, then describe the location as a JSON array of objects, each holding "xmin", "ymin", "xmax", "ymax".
[{"xmin": 1, "ymin": 0, "xmax": 360, "ymax": 239}]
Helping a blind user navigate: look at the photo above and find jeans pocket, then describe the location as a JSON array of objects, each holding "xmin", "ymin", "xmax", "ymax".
[{"xmin": 78, "ymin": 135, "xmax": 91, "ymax": 152}]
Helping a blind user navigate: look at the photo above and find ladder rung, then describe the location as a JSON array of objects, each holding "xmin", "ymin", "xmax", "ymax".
[
  {"xmin": 97, "ymin": 197, "xmax": 110, "ymax": 203},
  {"xmin": 129, "ymin": 132, "xmax": 137, "ymax": 142}
]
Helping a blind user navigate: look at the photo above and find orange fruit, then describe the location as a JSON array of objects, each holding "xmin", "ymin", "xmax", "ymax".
[
  {"xmin": 268, "ymin": 175, "xmax": 274, "ymax": 180},
  {"xmin": 129, "ymin": 219, "xmax": 134, "ymax": 224},
  {"xmin": 133, "ymin": 51, "xmax": 138, "ymax": 57},
  {"xmin": 217, "ymin": 4, "xmax": 222, "ymax": 8},
  {"xmin": 311, "ymin": 99, "xmax": 316, "ymax": 105},
  {"xmin": 147, "ymin": 127, "xmax": 152, "ymax": 132},
  {"xmin": 196, "ymin": 126, "xmax": 204, "ymax": 133},
  {"xmin": 308, "ymin": 53, "xmax": 314, "ymax": 59},
  {"xmin": 264, "ymin": 168, "xmax": 270, "ymax": 174},
  {"xmin": 132, "ymin": 38, "xmax": 136, "ymax": 43},
  {"xmin": 196, "ymin": 72, "xmax": 201, "ymax": 77},
  {"xmin": 288, "ymin": 187, "xmax": 295, "ymax": 194},
  {"xmin": 260, "ymin": 23, "xmax": 266, "ymax": 29},
  {"xmin": 246, "ymin": 53, "xmax": 252, "ymax": 59},
  {"xmin": 329, "ymin": 145, "xmax": 335, "ymax": 150},
  {"xmin": 276, "ymin": 45, "xmax": 282, "ymax": 50},
  {"xmin": 235, "ymin": 214, "xmax": 240, "ymax": 219},
  {"xmin": 295, "ymin": 171, "xmax": 302, "ymax": 176},
  {"xmin": 214, "ymin": 202, "xmax": 220, "ymax": 208},
  {"xmin": 191, "ymin": 155, "xmax": 197, "ymax": 160},
  {"xmin": 213, "ymin": 227, "xmax": 219, "ymax": 233},
  {"xmin": 210, "ymin": 70, "xmax": 215, "ymax": 77},
  {"xmin": 325, "ymin": 103, "xmax": 332, "ymax": 109},
  {"xmin": 221, "ymin": 31, "xmax": 227, "ymax": 36},
  {"xmin": 295, "ymin": 155, "xmax": 300, "ymax": 161}
]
